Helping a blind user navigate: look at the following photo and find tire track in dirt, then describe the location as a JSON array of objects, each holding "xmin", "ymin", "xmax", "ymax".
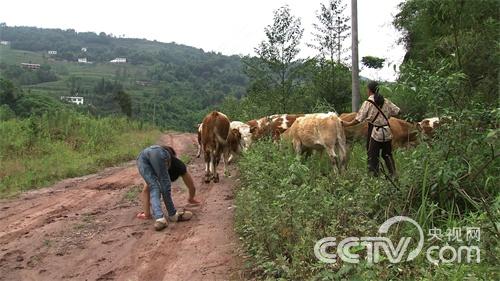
[{"xmin": 0, "ymin": 132, "xmax": 244, "ymax": 281}]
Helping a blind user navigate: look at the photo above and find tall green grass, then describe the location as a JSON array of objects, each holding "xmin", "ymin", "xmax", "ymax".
[
  {"xmin": 0, "ymin": 110, "xmax": 160, "ymax": 197},
  {"xmin": 235, "ymin": 107, "xmax": 499, "ymax": 280}
]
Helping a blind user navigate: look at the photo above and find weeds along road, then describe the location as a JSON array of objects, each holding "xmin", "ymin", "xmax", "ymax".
[{"xmin": 0, "ymin": 133, "xmax": 243, "ymax": 281}]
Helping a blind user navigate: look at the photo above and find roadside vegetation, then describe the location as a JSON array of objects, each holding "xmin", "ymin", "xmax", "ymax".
[
  {"xmin": 236, "ymin": 106, "xmax": 498, "ymax": 279},
  {"xmin": 233, "ymin": 0, "xmax": 499, "ymax": 280},
  {"xmin": 0, "ymin": 110, "xmax": 160, "ymax": 197}
]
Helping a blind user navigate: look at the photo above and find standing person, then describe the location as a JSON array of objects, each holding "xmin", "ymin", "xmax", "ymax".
[
  {"xmin": 137, "ymin": 146, "xmax": 200, "ymax": 221},
  {"xmin": 342, "ymin": 81, "xmax": 400, "ymax": 177},
  {"xmin": 137, "ymin": 145, "xmax": 193, "ymax": 231}
]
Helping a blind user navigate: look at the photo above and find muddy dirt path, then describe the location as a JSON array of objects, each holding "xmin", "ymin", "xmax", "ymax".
[{"xmin": 0, "ymin": 133, "xmax": 244, "ymax": 281}]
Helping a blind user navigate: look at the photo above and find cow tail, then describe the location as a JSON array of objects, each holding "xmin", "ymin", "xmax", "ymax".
[{"xmin": 215, "ymin": 127, "xmax": 228, "ymax": 146}]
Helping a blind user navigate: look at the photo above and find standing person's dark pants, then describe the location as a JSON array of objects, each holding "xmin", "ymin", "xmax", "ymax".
[{"xmin": 367, "ymin": 138, "xmax": 396, "ymax": 177}]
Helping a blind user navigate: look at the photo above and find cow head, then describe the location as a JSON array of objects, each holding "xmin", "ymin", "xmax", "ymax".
[
  {"xmin": 417, "ymin": 117, "xmax": 441, "ymax": 138},
  {"xmin": 228, "ymin": 128, "xmax": 242, "ymax": 153}
]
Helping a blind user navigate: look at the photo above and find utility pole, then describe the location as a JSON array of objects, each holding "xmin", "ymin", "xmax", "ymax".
[{"xmin": 351, "ymin": 0, "xmax": 361, "ymax": 112}]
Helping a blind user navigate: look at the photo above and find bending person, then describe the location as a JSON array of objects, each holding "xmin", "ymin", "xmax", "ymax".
[
  {"xmin": 137, "ymin": 146, "xmax": 200, "ymax": 223},
  {"xmin": 136, "ymin": 145, "xmax": 194, "ymax": 231}
]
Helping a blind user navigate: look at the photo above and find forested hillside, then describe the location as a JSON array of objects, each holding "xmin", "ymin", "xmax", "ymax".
[{"xmin": 0, "ymin": 24, "xmax": 248, "ymax": 130}]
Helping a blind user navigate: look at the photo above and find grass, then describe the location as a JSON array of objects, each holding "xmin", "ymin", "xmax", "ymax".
[
  {"xmin": 0, "ymin": 111, "xmax": 161, "ymax": 198},
  {"xmin": 43, "ymin": 239, "xmax": 52, "ymax": 247},
  {"xmin": 123, "ymin": 185, "xmax": 142, "ymax": 202},
  {"xmin": 234, "ymin": 139, "xmax": 499, "ymax": 280},
  {"xmin": 179, "ymin": 154, "xmax": 191, "ymax": 165}
]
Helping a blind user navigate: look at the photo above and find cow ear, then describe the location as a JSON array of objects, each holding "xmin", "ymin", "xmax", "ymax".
[
  {"xmin": 249, "ymin": 126, "xmax": 256, "ymax": 134},
  {"xmin": 232, "ymin": 128, "xmax": 241, "ymax": 136}
]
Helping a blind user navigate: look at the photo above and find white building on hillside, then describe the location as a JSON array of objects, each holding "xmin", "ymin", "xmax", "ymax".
[
  {"xmin": 48, "ymin": 50, "xmax": 57, "ymax": 55},
  {"xmin": 20, "ymin": 63, "xmax": 40, "ymax": 70},
  {"xmin": 78, "ymin": 58, "xmax": 88, "ymax": 63},
  {"xmin": 61, "ymin": 96, "xmax": 84, "ymax": 105},
  {"xmin": 110, "ymin": 57, "xmax": 126, "ymax": 63}
]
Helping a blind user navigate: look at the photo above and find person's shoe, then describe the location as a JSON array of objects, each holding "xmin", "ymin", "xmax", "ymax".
[
  {"xmin": 154, "ymin": 217, "xmax": 168, "ymax": 231},
  {"xmin": 168, "ymin": 210, "xmax": 193, "ymax": 222}
]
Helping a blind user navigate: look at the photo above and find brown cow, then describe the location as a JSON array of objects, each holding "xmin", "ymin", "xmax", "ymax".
[
  {"xmin": 339, "ymin": 112, "xmax": 419, "ymax": 148},
  {"xmin": 283, "ymin": 112, "xmax": 347, "ymax": 173},
  {"xmin": 199, "ymin": 121, "xmax": 243, "ymax": 175},
  {"xmin": 201, "ymin": 111, "xmax": 230, "ymax": 183}
]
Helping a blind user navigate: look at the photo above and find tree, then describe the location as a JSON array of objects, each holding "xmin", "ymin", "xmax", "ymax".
[
  {"xmin": 0, "ymin": 78, "xmax": 17, "ymax": 108},
  {"xmin": 114, "ymin": 89, "xmax": 132, "ymax": 117},
  {"xmin": 309, "ymin": 0, "xmax": 351, "ymax": 108},
  {"xmin": 253, "ymin": 5, "xmax": 304, "ymax": 113},
  {"xmin": 361, "ymin": 56, "xmax": 385, "ymax": 69},
  {"xmin": 310, "ymin": 0, "xmax": 350, "ymax": 64},
  {"xmin": 351, "ymin": 0, "xmax": 361, "ymax": 111},
  {"xmin": 394, "ymin": 0, "xmax": 499, "ymax": 104}
]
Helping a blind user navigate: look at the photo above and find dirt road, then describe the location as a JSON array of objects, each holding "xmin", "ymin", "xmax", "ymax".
[{"xmin": 0, "ymin": 133, "xmax": 243, "ymax": 281}]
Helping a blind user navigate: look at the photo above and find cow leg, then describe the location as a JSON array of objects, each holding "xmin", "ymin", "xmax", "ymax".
[
  {"xmin": 204, "ymin": 151, "xmax": 211, "ymax": 183},
  {"xmin": 303, "ymin": 148, "xmax": 313, "ymax": 159},
  {"xmin": 292, "ymin": 139, "xmax": 302, "ymax": 155},
  {"xmin": 336, "ymin": 140, "xmax": 348, "ymax": 173},
  {"xmin": 326, "ymin": 144, "xmax": 340, "ymax": 174},
  {"xmin": 211, "ymin": 152, "xmax": 219, "ymax": 183},
  {"xmin": 196, "ymin": 144, "xmax": 202, "ymax": 158},
  {"xmin": 227, "ymin": 153, "xmax": 234, "ymax": 164},
  {"xmin": 222, "ymin": 148, "xmax": 232, "ymax": 177}
]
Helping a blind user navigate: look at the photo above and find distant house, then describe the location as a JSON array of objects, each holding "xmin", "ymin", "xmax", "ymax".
[
  {"xmin": 78, "ymin": 58, "xmax": 88, "ymax": 63},
  {"xmin": 60, "ymin": 96, "xmax": 84, "ymax": 105},
  {"xmin": 81, "ymin": 47, "xmax": 87, "ymax": 52},
  {"xmin": 136, "ymin": 80, "xmax": 152, "ymax": 86},
  {"xmin": 48, "ymin": 50, "xmax": 57, "ymax": 55},
  {"xmin": 0, "ymin": 41, "xmax": 10, "ymax": 46},
  {"xmin": 110, "ymin": 58, "xmax": 126, "ymax": 63},
  {"xmin": 20, "ymin": 63, "xmax": 40, "ymax": 70}
]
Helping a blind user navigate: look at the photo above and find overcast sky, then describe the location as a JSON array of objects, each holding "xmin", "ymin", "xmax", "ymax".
[{"xmin": 0, "ymin": 0, "xmax": 405, "ymax": 81}]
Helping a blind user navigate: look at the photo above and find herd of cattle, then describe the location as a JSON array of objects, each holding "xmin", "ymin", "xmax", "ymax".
[{"xmin": 197, "ymin": 111, "xmax": 443, "ymax": 183}]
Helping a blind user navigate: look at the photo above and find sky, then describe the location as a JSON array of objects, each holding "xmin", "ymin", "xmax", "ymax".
[{"xmin": 0, "ymin": 0, "xmax": 405, "ymax": 81}]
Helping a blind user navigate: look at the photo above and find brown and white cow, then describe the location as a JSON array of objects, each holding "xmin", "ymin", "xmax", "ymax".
[
  {"xmin": 196, "ymin": 123, "xmax": 203, "ymax": 158},
  {"xmin": 269, "ymin": 114, "xmax": 305, "ymax": 141},
  {"xmin": 247, "ymin": 116, "xmax": 273, "ymax": 141},
  {"xmin": 417, "ymin": 117, "xmax": 442, "ymax": 138},
  {"xmin": 222, "ymin": 125, "xmax": 242, "ymax": 173},
  {"xmin": 201, "ymin": 111, "xmax": 230, "ymax": 183},
  {"xmin": 283, "ymin": 112, "xmax": 347, "ymax": 173},
  {"xmin": 230, "ymin": 121, "xmax": 252, "ymax": 151},
  {"xmin": 247, "ymin": 114, "xmax": 304, "ymax": 142},
  {"xmin": 221, "ymin": 121, "xmax": 252, "ymax": 165},
  {"xmin": 339, "ymin": 112, "xmax": 419, "ymax": 148}
]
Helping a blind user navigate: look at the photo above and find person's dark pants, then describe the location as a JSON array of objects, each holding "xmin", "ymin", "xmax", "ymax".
[{"xmin": 367, "ymin": 137, "xmax": 396, "ymax": 177}]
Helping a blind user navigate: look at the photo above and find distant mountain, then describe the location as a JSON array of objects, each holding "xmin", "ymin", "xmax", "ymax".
[{"xmin": 0, "ymin": 24, "xmax": 248, "ymax": 131}]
